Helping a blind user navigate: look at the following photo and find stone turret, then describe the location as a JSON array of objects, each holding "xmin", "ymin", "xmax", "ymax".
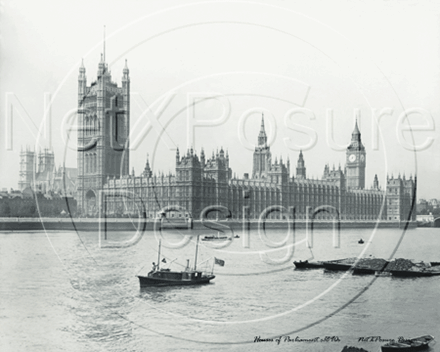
[
  {"xmin": 252, "ymin": 113, "xmax": 272, "ymax": 179},
  {"xmin": 143, "ymin": 155, "xmax": 152, "ymax": 178},
  {"xmin": 296, "ymin": 150, "xmax": 306, "ymax": 179}
]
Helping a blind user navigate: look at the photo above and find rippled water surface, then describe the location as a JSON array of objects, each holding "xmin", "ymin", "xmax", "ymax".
[{"xmin": 1, "ymin": 226, "xmax": 439, "ymax": 352}]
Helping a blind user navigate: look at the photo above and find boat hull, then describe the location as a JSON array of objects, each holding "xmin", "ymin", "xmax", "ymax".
[
  {"xmin": 352, "ymin": 267, "xmax": 376, "ymax": 275},
  {"xmin": 137, "ymin": 274, "xmax": 215, "ymax": 287},
  {"xmin": 322, "ymin": 262, "xmax": 353, "ymax": 271},
  {"xmin": 381, "ymin": 343, "xmax": 430, "ymax": 351},
  {"xmin": 201, "ymin": 236, "xmax": 230, "ymax": 241},
  {"xmin": 294, "ymin": 261, "xmax": 324, "ymax": 269},
  {"xmin": 390, "ymin": 270, "xmax": 440, "ymax": 277},
  {"xmin": 381, "ymin": 335, "xmax": 434, "ymax": 351}
]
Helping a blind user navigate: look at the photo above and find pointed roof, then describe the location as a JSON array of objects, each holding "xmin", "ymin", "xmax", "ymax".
[
  {"xmin": 79, "ymin": 58, "xmax": 85, "ymax": 73},
  {"xmin": 352, "ymin": 118, "xmax": 360, "ymax": 136},
  {"xmin": 348, "ymin": 118, "xmax": 365, "ymax": 151},
  {"xmin": 257, "ymin": 113, "xmax": 268, "ymax": 147}
]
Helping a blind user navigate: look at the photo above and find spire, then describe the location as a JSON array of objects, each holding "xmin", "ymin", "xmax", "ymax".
[
  {"xmin": 373, "ymin": 174, "xmax": 379, "ymax": 189},
  {"xmin": 257, "ymin": 112, "xmax": 268, "ymax": 147},
  {"xmin": 176, "ymin": 147, "xmax": 180, "ymax": 164},
  {"xmin": 353, "ymin": 115, "xmax": 360, "ymax": 134},
  {"xmin": 79, "ymin": 58, "xmax": 86, "ymax": 80},
  {"xmin": 348, "ymin": 118, "xmax": 364, "ymax": 151},
  {"xmin": 103, "ymin": 25, "xmax": 106, "ymax": 63},
  {"xmin": 123, "ymin": 59, "xmax": 129, "ymax": 75}
]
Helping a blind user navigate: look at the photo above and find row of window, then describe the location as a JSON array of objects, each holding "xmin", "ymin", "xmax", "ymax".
[
  {"xmin": 83, "ymin": 153, "xmax": 97, "ymax": 174},
  {"xmin": 83, "ymin": 115, "xmax": 99, "ymax": 136}
]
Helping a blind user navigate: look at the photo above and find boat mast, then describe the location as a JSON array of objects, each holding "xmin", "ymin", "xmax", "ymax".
[
  {"xmin": 194, "ymin": 235, "xmax": 199, "ymax": 270},
  {"xmin": 157, "ymin": 240, "xmax": 161, "ymax": 270}
]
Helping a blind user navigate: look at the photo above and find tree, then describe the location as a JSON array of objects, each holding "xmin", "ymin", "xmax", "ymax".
[{"xmin": 0, "ymin": 202, "xmax": 11, "ymax": 217}]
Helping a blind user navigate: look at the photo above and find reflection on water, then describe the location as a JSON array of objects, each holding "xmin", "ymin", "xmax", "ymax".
[
  {"xmin": 139, "ymin": 284, "xmax": 208, "ymax": 303},
  {"xmin": 0, "ymin": 228, "xmax": 439, "ymax": 352}
]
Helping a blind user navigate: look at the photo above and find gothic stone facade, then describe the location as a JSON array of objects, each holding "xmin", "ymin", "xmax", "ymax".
[
  {"xmin": 78, "ymin": 58, "xmax": 416, "ymax": 222},
  {"xmin": 77, "ymin": 56, "xmax": 130, "ymax": 214}
]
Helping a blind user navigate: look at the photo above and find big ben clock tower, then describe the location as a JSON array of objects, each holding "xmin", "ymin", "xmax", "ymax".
[{"xmin": 346, "ymin": 120, "xmax": 366, "ymax": 189}]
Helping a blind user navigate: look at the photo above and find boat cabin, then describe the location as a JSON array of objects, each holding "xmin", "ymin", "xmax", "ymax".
[{"xmin": 149, "ymin": 269, "xmax": 204, "ymax": 281}]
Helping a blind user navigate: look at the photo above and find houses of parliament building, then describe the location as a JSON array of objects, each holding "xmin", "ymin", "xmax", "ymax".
[{"xmin": 74, "ymin": 55, "xmax": 416, "ymax": 222}]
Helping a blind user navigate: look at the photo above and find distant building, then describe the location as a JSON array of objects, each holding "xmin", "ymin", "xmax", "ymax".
[
  {"xmin": 428, "ymin": 199, "xmax": 439, "ymax": 208},
  {"xmin": 18, "ymin": 147, "xmax": 77, "ymax": 197},
  {"xmin": 417, "ymin": 199, "xmax": 428, "ymax": 213}
]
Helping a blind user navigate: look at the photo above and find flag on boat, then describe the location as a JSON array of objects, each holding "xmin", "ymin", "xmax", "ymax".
[
  {"xmin": 214, "ymin": 257, "xmax": 225, "ymax": 266},
  {"xmin": 161, "ymin": 258, "xmax": 167, "ymax": 263}
]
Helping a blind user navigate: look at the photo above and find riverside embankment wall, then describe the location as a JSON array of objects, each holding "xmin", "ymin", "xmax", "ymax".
[{"xmin": 0, "ymin": 218, "xmax": 417, "ymax": 231}]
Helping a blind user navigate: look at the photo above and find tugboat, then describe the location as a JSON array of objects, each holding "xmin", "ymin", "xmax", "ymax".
[
  {"xmin": 137, "ymin": 237, "xmax": 216, "ymax": 287},
  {"xmin": 358, "ymin": 239, "xmax": 364, "ymax": 244}
]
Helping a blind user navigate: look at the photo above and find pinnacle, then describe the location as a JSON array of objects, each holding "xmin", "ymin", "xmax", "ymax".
[{"xmin": 352, "ymin": 119, "xmax": 360, "ymax": 135}]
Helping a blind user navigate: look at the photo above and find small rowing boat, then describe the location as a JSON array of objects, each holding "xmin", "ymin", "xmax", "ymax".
[{"xmin": 381, "ymin": 334, "xmax": 434, "ymax": 351}]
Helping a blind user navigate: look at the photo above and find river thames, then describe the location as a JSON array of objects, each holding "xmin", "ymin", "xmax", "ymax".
[{"xmin": 1, "ymin": 226, "xmax": 439, "ymax": 352}]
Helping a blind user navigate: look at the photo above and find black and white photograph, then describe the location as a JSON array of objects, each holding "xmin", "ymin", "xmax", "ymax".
[{"xmin": 0, "ymin": 1, "xmax": 439, "ymax": 351}]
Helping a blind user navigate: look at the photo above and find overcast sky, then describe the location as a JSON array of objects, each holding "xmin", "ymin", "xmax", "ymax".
[{"xmin": 0, "ymin": 0, "xmax": 439, "ymax": 199}]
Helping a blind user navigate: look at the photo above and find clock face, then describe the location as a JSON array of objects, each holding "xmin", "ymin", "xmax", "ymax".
[
  {"xmin": 349, "ymin": 154, "xmax": 356, "ymax": 162},
  {"xmin": 360, "ymin": 155, "xmax": 365, "ymax": 162}
]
